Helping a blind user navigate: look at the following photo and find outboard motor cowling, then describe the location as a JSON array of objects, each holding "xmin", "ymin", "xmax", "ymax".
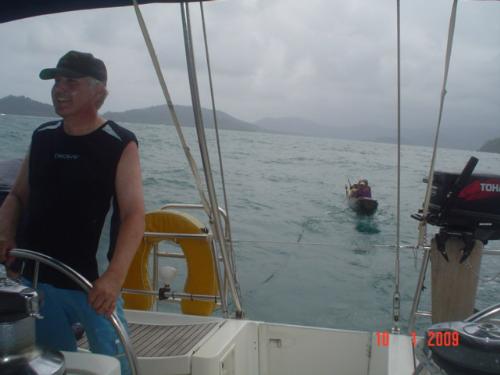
[
  {"xmin": 428, "ymin": 170, "xmax": 500, "ymax": 241},
  {"xmin": 0, "ymin": 277, "xmax": 65, "ymax": 375},
  {"xmin": 412, "ymin": 157, "xmax": 500, "ymax": 262}
]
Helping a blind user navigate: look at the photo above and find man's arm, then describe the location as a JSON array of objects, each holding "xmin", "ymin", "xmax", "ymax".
[
  {"xmin": 88, "ymin": 142, "xmax": 145, "ymax": 316},
  {"xmin": 0, "ymin": 155, "xmax": 29, "ymax": 263}
]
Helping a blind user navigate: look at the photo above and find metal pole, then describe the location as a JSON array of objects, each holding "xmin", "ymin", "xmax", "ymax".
[
  {"xmin": 153, "ymin": 243, "xmax": 159, "ymax": 311},
  {"xmin": 144, "ymin": 232, "xmax": 210, "ymax": 239},
  {"xmin": 417, "ymin": 0, "xmax": 459, "ymax": 247},
  {"xmin": 180, "ymin": 3, "xmax": 243, "ymax": 316},
  {"xmin": 392, "ymin": 0, "xmax": 402, "ymax": 333},
  {"xmin": 465, "ymin": 303, "xmax": 500, "ymax": 323},
  {"xmin": 122, "ymin": 288, "xmax": 222, "ymax": 303},
  {"xmin": 209, "ymin": 238, "xmax": 229, "ymax": 317},
  {"xmin": 408, "ymin": 247, "xmax": 431, "ymax": 333}
]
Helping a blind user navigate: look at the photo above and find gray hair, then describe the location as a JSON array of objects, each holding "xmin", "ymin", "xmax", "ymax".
[{"xmin": 86, "ymin": 77, "xmax": 108, "ymax": 109}]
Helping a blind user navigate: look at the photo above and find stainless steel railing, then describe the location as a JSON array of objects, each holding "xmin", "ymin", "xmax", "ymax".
[
  {"xmin": 121, "ymin": 204, "xmax": 242, "ymax": 318},
  {"xmin": 10, "ymin": 248, "xmax": 140, "ymax": 375}
]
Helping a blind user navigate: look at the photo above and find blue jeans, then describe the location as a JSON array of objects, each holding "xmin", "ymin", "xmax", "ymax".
[{"xmin": 26, "ymin": 281, "xmax": 131, "ymax": 375}]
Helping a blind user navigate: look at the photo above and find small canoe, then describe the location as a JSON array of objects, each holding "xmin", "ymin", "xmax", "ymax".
[
  {"xmin": 345, "ymin": 183, "xmax": 378, "ymax": 215},
  {"xmin": 348, "ymin": 196, "xmax": 378, "ymax": 215}
]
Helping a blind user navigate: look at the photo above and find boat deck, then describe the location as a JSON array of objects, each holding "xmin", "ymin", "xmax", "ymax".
[{"xmin": 78, "ymin": 321, "xmax": 219, "ymax": 357}]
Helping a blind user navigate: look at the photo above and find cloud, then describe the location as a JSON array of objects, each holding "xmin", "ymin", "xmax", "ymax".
[{"xmin": 0, "ymin": 0, "xmax": 499, "ymax": 132}]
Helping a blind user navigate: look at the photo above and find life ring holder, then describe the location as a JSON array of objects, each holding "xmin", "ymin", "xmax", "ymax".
[{"xmin": 122, "ymin": 209, "xmax": 219, "ymax": 316}]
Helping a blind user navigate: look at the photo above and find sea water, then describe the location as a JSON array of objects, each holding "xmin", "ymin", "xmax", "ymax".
[{"xmin": 1, "ymin": 114, "xmax": 499, "ymax": 334}]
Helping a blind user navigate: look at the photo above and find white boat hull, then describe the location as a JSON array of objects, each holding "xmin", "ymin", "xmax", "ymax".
[{"xmin": 124, "ymin": 310, "xmax": 416, "ymax": 375}]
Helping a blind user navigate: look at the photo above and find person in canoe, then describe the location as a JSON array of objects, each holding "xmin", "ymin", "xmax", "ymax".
[
  {"xmin": 348, "ymin": 179, "xmax": 372, "ymax": 198},
  {"xmin": 346, "ymin": 179, "xmax": 377, "ymax": 215},
  {"xmin": 356, "ymin": 179, "xmax": 372, "ymax": 198}
]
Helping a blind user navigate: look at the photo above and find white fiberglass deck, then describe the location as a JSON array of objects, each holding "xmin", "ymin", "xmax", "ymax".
[{"xmin": 80, "ymin": 310, "xmax": 416, "ymax": 375}]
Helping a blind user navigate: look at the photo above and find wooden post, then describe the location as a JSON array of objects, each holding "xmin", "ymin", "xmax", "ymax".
[{"xmin": 431, "ymin": 236, "xmax": 483, "ymax": 323}]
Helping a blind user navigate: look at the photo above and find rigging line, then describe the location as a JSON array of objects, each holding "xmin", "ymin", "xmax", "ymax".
[
  {"xmin": 130, "ymin": 0, "xmax": 210, "ymax": 214},
  {"xmin": 181, "ymin": 3, "xmax": 243, "ymax": 316},
  {"xmin": 233, "ymin": 239, "xmax": 339, "ymax": 247},
  {"xmin": 232, "ymin": 240, "xmax": 422, "ymax": 249},
  {"xmin": 200, "ymin": 1, "xmax": 229, "ymax": 220},
  {"xmin": 417, "ymin": 0, "xmax": 459, "ymax": 247},
  {"xmin": 199, "ymin": 2, "xmax": 241, "ymax": 298},
  {"xmin": 392, "ymin": 0, "xmax": 402, "ymax": 333}
]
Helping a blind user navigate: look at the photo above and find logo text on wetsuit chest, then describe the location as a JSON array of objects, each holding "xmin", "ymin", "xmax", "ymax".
[{"xmin": 54, "ymin": 153, "xmax": 80, "ymax": 160}]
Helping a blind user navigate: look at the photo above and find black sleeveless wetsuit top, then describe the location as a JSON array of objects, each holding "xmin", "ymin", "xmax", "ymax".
[{"xmin": 21, "ymin": 120, "xmax": 137, "ymax": 289}]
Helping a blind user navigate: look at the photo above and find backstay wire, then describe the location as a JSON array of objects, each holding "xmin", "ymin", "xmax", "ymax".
[
  {"xmin": 407, "ymin": 0, "xmax": 459, "ymax": 334},
  {"xmin": 180, "ymin": 2, "xmax": 242, "ymax": 315},
  {"xmin": 130, "ymin": 0, "xmax": 243, "ymax": 316},
  {"xmin": 394, "ymin": 0, "xmax": 459, "ymax": 335},
  {"xmin": 130, "ymin": 0, "xmax": 210, "ymax": 213},
  {"xmin": 392, "ymin": 0, "xmax": 402, "ymax": 333},
  {"xmin": 199, "ymin": 1, "xmax": 242, "ymax": 301},
  {"xmin": 417, "ymin": 0, "xmax": 458, "ymax": 248}
]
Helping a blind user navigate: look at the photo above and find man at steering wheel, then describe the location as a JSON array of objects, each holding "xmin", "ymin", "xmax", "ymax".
[{"xmin": 0, "ymin": 51, "xmax": 145, "ymax": 375}]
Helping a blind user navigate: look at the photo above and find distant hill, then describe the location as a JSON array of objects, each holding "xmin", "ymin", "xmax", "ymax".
[
  {"xmin": 103, "ymin": 105, "xmax": 259, "ymax": 132},
  {"xmin": 0, "ymin": 95, "xmax": 55, "ymax": 117},
  {"xmin": 256, "ymin": 116, "xmax": 499, "ymax": 150},
  {"xmin": 256, "ymin": 116, "xmax": 412, "ymax": 144},
  {"xmin": 2, "ymin": 95, "xmax": 497, "ymax": 151},
  {"xmin": 0, "ymin": 95, "xmax": 259, "ymax": 133},
  {"xmin": 479, "ymin": 137, "xmax": 500, "ymax": 154}
]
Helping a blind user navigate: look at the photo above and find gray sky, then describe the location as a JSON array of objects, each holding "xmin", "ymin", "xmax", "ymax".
[{"xmin": 1, "ymin": 0, "xmax": 499, "ymax": 132}]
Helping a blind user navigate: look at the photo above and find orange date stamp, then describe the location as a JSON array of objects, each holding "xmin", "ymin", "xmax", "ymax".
[{"xmin": 375, "ymin": 330, "xmax": 460, "ymax": 348}]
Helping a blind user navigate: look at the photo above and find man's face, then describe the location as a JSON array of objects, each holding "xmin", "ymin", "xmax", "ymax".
[{"xmin": 51, "ymin": 76, "xmax": 98, "ymax": 117}]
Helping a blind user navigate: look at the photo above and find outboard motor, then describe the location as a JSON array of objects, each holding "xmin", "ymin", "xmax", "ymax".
[
  {"xmin": 0, "ymin": 276, "xmax": 65, "ymax": 375},
  {"xmin": 427, "ymin": 170, "xmax": 500, "ymax": 242},
  {"xmin": 413, "ymin": 156, "xmax": 500, "ymax": 262},
  {"xmin": 415, "ymin": 319, "xmax": 500, "ymax": 375}
]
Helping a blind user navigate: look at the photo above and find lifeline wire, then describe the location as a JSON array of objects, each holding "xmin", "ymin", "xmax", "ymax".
[{"xmin": 417, "ymin": 0, "xmax": 458, "ymax": 247}]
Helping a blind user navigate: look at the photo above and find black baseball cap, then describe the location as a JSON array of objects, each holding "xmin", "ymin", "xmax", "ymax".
[{"xmin": 39, "ymin": 50, "xmax": 107, "ymax": 83}]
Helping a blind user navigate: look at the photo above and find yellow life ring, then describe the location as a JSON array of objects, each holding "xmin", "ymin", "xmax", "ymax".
[{"xmin": 122, "ymin": 209, "xmax": 218, "ymax": 316}]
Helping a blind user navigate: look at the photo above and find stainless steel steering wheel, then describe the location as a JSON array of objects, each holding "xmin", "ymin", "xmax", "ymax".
[{"xmin": 10, "ymin": 248, "xmax": 140, "ymax": 375}]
